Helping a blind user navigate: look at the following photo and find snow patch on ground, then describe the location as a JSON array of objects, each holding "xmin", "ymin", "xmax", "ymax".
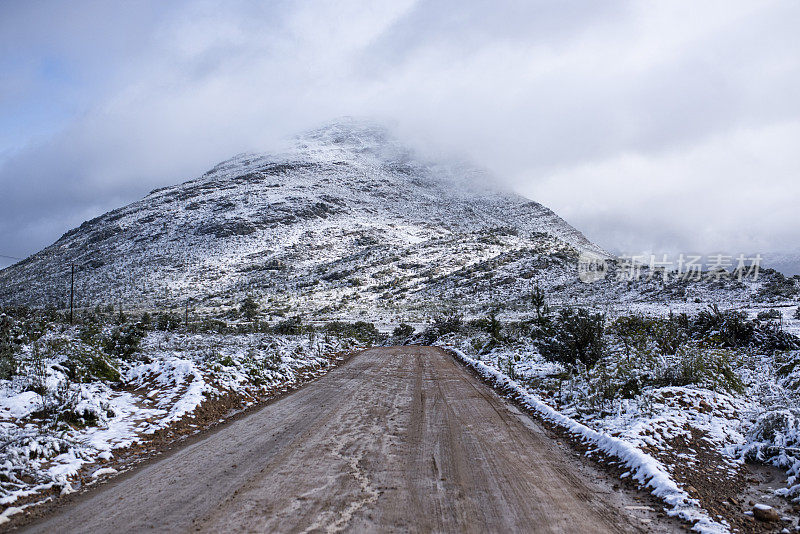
[{"xmin": 0, "ymin": 331, "xmax": 354, "ymax": 513}]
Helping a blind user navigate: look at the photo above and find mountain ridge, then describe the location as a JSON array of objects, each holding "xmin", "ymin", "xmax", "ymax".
[{"xmin": 1, "ymin": 119, "xmax": 612, "ymax": 318}]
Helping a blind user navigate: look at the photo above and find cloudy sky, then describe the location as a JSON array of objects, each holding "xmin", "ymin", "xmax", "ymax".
[{"xmin": 1, "ymin": 0, "xmax": 798, "ymax": 269}]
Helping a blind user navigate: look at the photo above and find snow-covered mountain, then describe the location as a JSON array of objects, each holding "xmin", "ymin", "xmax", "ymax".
[
  {"xmin": 1, "ymin": 119, "xmax": 763, "ymax": 320},
  {"xmin": 762, "ymin": 252, "xmax": 800, "ymax": 276}
]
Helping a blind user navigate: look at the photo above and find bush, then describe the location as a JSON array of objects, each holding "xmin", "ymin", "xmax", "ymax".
[
  {"xmin": 530, "ymin": 286, "xmax": 549, "ymax": 321},
  {"xmin": 751, "ymin": 322, "xmax": 800, "ymax": 353},
  {"xmin": 794, "ymin": 307, "xmax": 800, "ymax": 320},
  {"xmin": 692, "ymin": 306, "xmax": 754, "ymax": 349},
  {"xmin": 0, "ymin": 351, "xmax": 15, "ymax": 380},
  {"xmin": 240, "ymin": 295, "xmax": 260, "ymax": 321},
  {"xmin": 392, "ymin": 323, "xmax": 415, "ymax": 341},
  {"xmin": 63, "ymin": 343, "xmax": 121, "ymax": 383},
  {"xmin": 200, "ymin": 317, "xmax": 229, "ymax": 334},
  {"xmin": 0, "ymin": 314, "xmax": 16, "ymax": 379},
  {"xmin": 742, "ymin": 409, "xmax": 800, "ymax": 481},
  {"xmin": 242, "ymin": 346, "xmax": 282, "ymax": 385},
  {"xmin": 323, "ymin": 321, "xmax": 382, "ymax": 345},
  {"xmin": 652, "ymin": 314, "xmax": 689, "ymax": 355},
  {"xmin": 467, "ymin": 311, "xmax": 505, "ymax": 353},
  {"xmin": 103, "ymin": 322, "xmax": 146, "ymax": 360},
  {"xmin": 655, "ymin": 344, "xmax": 744, "ymax": 394},
  {"xmin": 756, "ymin": 309, "xmax": 782, "ymax": 321},
  {"xmin": 432, "ymin": 314, "xmax": 463, "ymax": 336},
  {"xmin": 272, "ymin": 316, "xmax": 304, "ymax": 336},
  {"xmin": 155, "ymin": 312, "xmax": 182, "ymax": 331},
  {"xmin": 420, "ymin": 313, "xmax": 463, "ymax": 344},
  {"xmin": 592, "ymin": 340, "xmax": 744, "ymax": 405},
  {"xmin": 757, "ymin": 271, "xmax": 799, "ymax": 301},
  {"xmin": 77, "ymin": 317, "xmax": 103, "ymax": 346},
  {"xmin": 538, "ymin": 308, "xmax": 605, "ymax": 371},
  {"xmin": 610, "ymin": 315, "xmax": 656, "ymax": 357},
  {"xmin": 689, "ymin": 305, "xmax": 799, "ymax": 353},
  {"xmin": 482, "ymin": 311, "xmax": 503, "ymax": 341}
]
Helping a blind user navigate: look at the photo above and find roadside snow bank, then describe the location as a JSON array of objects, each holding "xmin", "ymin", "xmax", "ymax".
[{"xmin": 0, "ymin": 331, "xmax": 355, "ymax": 517}]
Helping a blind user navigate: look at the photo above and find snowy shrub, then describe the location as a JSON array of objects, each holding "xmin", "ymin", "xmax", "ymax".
[
  {"xmin": 199, "ymin": 317, "xmax": 229, "ymax": 334},
  {"xmin": 0, "ymin": 352, "xmax": 15, "ymax": 381},
  {"xmin": 242, "ymin": 349, "xmax": 282, "ymax": 385},
  {"xmin": 272, "ymin": 316, "xmax": 304, "ymax": 335},
  {"xmin": 155, "ymin": 311, "xmax": 183, "ymax": 331},
  {"xmin": 11, "ymin": 337, "xmax": 116, "ymax": 428},
  {"xmin": 757, "ymin": 270, "xmax": 799, "ymax": 301},
  {"xmin": 657, "ymin": 344, "xmax": 744, "ymax": 394},
  {"xmin": 0, "ymin": 425, "xmax": 79, "ymax": 495},
  {"xmin": 240, "ymin": 295, "xmax": 260, "ymax": 321},
  {"xmin": 468, "ymin": 312, "xmax": 503, "ymax": 341},
  {"xmin": 22, "ymin": 342, "xmax": 49, "ymax": 396},
  {"xmin": 588, "ymin": 341, "xmax": 743, "ymax": 408},
  {"xmin": 609, "ymin": 315, "xmax": 654, "ymax": 357},
  {"xmin": 690, "ymin": 305, "xmax": 799, "ymax": 353},
  {"xmin": 745, "ymin": 409, "xmax": 800, "ymax": 453},
  {"xmin": 589, "ymin": 345, "xmax": 659, "ymax": 404},
  {"xmin": 0, "ymin": 314, "xmax": 17, "ymax": 380},
  {"xmin": 742, "ymin": 409, "xmax": 800, "ymax": 501},
  {"xmin": 501, "ymin": 352, "xmax": 521, "ymax": 381},
  {"xmin": 751, "ymin": 322, "xmax": 800, "ymax": 353},
  {"xmin": 392, "ymin": 323, "xmax": 414, "ymax": 341},
  {"xmin": 538, "ymin": 308, "xmax": 605, "ymax": 371},
  {"xmin": 323, "ymin": 321, "xmax": 382, "ymax": 345},
  {"xmin": 61, "ymin": 342, "xmax": 120, "ymax": 383},
  {"xmin": 778, "ymin": 351, "xmax": 800, "ymax": 389},
  {"xmin": 466, "ymin": 312, "xmax": 505, "ymax": 354},
  {"xmin": 432, "ymin": 314, "xmax": 463, "ymax": 336},
  {"xmin": 651, "ymin": 315, "xmax": 690, "ymax": 355},
  {"xmin": 421, "ymin": 313, "xmax": 463, "ymax": 343},
  {"xmin": 692, "ymin": 306, "xmax": 753, "ymax": 348},
  {"xmin": 77, "ymin": 317, "xmax": 103, "ymax": 346},
  {"xmin": 103, "ymin": 322, "xmax": 146, "ymax": 360},
  {"xmin": 529, "ymin": 285, "xmax": 549, "ymax": 321},
  {"xmin": 757, "ymin": 309, "xmax": 782, "ymax": 321},
  {"xmin": 609, "ymin": 313, "xmax": 691, "ymax": 358}
]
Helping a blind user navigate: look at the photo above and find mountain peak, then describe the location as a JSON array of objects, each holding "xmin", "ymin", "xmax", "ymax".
[
  {"xmin": 0, "ymin": 119, "xmax": 609, "ymax": 314},
  {"xmin": 294, "ymin": 117, "xmax": 410, "ymax": 164},
  {"xmin": 298, "ymin": 117, "xmax": 393, "ymax": 145}
]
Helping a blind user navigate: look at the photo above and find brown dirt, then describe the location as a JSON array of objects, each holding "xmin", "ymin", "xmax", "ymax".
[
  {"xmin": 3, "ymin": 351, "xmax": 353, "ymax": 531},
  {"xmin": 446, "ymin": 348, "xmax": 799, "ymax": 533},
  {"xmin": 16, "ymin": 346, "xmax": 681, "ymax": 533}
]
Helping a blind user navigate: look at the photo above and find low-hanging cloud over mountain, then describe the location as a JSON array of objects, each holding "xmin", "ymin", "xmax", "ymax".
[{"xmin": 1, "ymin": 0, "xmax": 798, "ymax": 268}]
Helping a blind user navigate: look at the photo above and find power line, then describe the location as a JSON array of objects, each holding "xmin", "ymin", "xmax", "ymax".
[{"xmin": 0, "ymin": 254, "xmax": 22, "ymax": 261}]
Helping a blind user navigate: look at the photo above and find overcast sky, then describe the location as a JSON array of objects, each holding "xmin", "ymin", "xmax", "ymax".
[{"xmin": 1, "ymin": 0, "xmax": 798, "ymax": 269}]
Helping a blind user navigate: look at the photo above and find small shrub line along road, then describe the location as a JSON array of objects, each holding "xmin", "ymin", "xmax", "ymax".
[{"xmin": 22, "ymin": 346, "xmax": 677, "ymax": 533}]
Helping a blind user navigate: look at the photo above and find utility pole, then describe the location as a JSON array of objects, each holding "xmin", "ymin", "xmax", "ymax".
[{"xmin": 69, "ymin": 263, "xmax": 75, "ymax": 325}]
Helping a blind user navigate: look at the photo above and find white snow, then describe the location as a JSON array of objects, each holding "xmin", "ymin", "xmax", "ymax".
[
  {"xmin": 91, "ymin": 467, "xmax": 118, "ymax": 478},
  {"xmin": 447, "ymin": 346, "xmax": 730, "ymax": 534},
  {"xmin": 0, "ymin": 331, "xmax": 355, "ymax": 513}
]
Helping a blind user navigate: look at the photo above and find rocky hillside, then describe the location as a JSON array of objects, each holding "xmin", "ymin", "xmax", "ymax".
[{"xmin": 0, "ymin": 119, "xmax": 779, "ymax": 321}]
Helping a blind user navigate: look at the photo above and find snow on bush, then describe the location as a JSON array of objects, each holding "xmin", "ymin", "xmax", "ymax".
[
  {"xmin": 0, "ymin": 328, "xmax": 356, "ymax": 521},
  {"xmin": 445, "ymin": 345, "xmax": 729, "ymax": 534},
  {"xmin": 742, "ymin": 409, "xmax": 800, "ymax": 499}
]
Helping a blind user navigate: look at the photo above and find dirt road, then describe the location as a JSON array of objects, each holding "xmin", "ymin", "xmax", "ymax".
[{"xmin": 23, "ymin": 346, "xmax": 676, "ymax": 533}]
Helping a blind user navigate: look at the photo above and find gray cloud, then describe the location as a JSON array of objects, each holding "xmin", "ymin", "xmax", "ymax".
[{"xmin": 1, "ymin": 0, "xmax": 798, "ymax": 270}]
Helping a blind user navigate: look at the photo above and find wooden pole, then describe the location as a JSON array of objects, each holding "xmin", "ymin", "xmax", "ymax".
[{"xmin": 69, "ymin": 263, "xmax": 75, "ymax": 325}]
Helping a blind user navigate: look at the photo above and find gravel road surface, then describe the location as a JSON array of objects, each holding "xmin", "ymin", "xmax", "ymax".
[{"xmin": 22, "ymin": 346, "xmax": 678, "ymax": 533}]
